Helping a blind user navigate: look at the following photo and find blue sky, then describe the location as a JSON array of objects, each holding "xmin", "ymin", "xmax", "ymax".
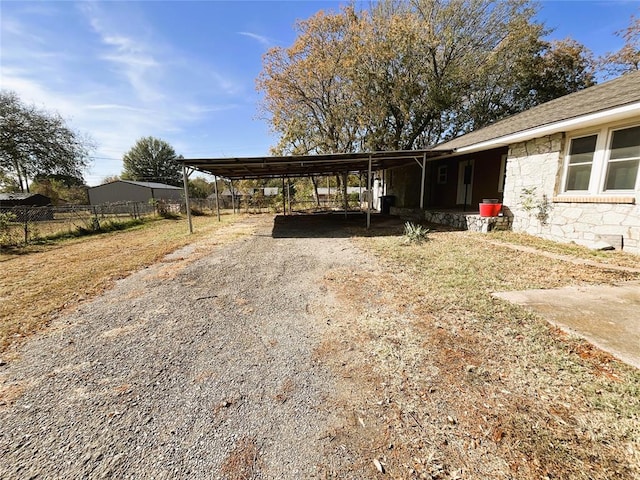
[{"xmin": 1, "ymin": 1, "xmax": 638, "ymax": 186}]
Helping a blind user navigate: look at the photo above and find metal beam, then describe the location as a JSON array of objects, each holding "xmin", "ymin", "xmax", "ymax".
[
  {"xmin": 182, "ymin": 164, "xmax": 193, "ymax": 234},
  {"xmin": 420, "ymin": 153, "xmax": 427, "ymax": 209},
  {"xmin": 213, "ymin": 175, "xmax": 220, "ymax": 222},
  {"xmin": 367, "ymin": 155, "xmax": 372, "ymax": 229},
  {"xmin": 281, "ymin": 177, "xmax": 286, "ymax": 215},
  {"xmin": 230, "ymin": 180, "xmax": 236, "ymax": 214},
  {"xmin": 343, "ymin": 171, "xmax": 348, "ymax": 219}
]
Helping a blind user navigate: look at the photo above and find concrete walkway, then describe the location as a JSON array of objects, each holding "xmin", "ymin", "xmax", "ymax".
[
  {"xmin": 485, "ymin": 240, "xmax": 640, "ymax": 274},
  {"xmin": 494, "ymin": 281, "xmax": 640, "ymax": 369}
]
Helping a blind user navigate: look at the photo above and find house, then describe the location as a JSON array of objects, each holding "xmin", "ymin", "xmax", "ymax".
[
  {"xmin": 388, "ymin": 71, "xmax": 640, "ymax": 253},
  {"xmin": 0, "ymin": 193, "xmax": 53, "ymax": 221},
  {"xmin": 88, "ymin": 180, "xmax": 183, "ymax": 205},
  {"xmin": 0, "ymin": 193, "xmax": 52, "ymax": 207}
]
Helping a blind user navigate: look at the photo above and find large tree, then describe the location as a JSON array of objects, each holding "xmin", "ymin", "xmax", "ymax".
[
  {"xmin": 258, "ymin": 7, "xmax": 361, "ymax": 155},
  {"xmin": 0, "ymin": 91, "xmax": 92, "ymax": 193},
  {"xmin": 600, "ymin": 14, "xmax": 640, "ymax": 77},
  {"xmin": 522, "ymin": 38, "xmax": 596, "ymax": 106},
  {"xmin": 258, "ymin": 0, "xmax": 596, "ymax": 153},
  {"xmin": 121, "ymin": 136, "xmax": 182, "ymax": 186}
]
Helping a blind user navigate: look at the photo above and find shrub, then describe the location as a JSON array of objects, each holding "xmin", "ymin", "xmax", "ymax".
[
  {"xmin": 0, "ymin": 211, "xmax": 17, "ymax": 247},
  {"xmin": 403, "ymin": 221, "xmax": 430, "ymax": 244},
  {"xmin": 190, "ymin": 206, "xmax": 206, "ymax": 216}
]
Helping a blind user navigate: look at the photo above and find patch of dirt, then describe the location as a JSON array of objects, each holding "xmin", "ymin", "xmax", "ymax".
[{"xmin": 220, "ymin": 436, "xmax": 261, "ymax": 480}]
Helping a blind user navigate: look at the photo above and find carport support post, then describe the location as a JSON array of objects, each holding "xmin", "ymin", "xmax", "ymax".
[
  {"xmin": 213, "ymin": 175, "xmax": 220, "ymax": 222},
  {"xmin": 281, "ymin": 177, "xmax": 286, "ymax": 215},
  {"xmin": 367, "ymin": 155, "xmax": 372, "ymax": 229},
  {"xmin": 343, "ymin": 171, "xmax": 348, "ymax": 219},
  {"xmin": 420, "ymin": 153, "xmax": 427, "ymax": 209},
  {"xmin": 413, "ymin": 154, "xmax": 427, "ymax": 210},
  {"xmin": 231, "ymin": 180, "xmax": 236, "ymax": 214},
  {"xmin": 182, "ymin": 164, "xmax": 193, "ymax": 234}
]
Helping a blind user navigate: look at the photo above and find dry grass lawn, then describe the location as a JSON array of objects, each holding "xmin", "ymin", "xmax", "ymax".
[
  {"xmin": 317, "ymin": 228, "xmax": 640, "ymax": 479},
  {"xmin": 0, "ymin": 213, "xmax": 247, "ymax": 352}
]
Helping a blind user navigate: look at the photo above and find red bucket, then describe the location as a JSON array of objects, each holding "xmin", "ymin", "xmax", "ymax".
[{"xmin": 479, "ymin": 203, "xmax": 502, "ymax": 217}]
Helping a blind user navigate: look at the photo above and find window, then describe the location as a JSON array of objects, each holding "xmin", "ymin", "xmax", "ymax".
[
  {"xmin": 561, "ymin": 123, "xmax": 640, "ymax": 196},
  {"xmin": 437, "ymin": 165, "xmax": 448, "ymax": 184},
  {"xmin": 604, "ymin": 125, "xmax": 640, "ymax": 191},
  {"xmin": 565, "ymin": 135, "xmax": 597, "ymax": 191}
]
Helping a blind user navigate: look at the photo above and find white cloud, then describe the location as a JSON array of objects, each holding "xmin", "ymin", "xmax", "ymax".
[
  {"xmin": 1, "ymin": 2, "xmax": 266, "ymax": 185},
  {"xmin": 80, "ymin": 4, "xmax": 165, "ymax": 103},
  {"xmin": 238, "ymin": 31, "xmax": 273, "ymax": 47}
]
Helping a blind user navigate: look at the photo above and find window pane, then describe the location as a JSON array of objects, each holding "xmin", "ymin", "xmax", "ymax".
[
  {"xmin": 566, "ymin": 164, "xmax": 592, "ymax": 190},
  {"xmin": 568, "ymin": 135, "xmax": 597, "ymax": 164},
  {"xmin": 605, "ymin": 159, "xmax": 639, "ymax": 190},
  {"xmin": 610, "ymin": 126, "xmax": 640, "ymax": 160}
]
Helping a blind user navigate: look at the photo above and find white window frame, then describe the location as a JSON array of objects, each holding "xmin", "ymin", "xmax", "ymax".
[
  {"xmin": 498, "ymin": 154, "xmax": 507, "ymax": 193},
  {"xmin": 560, "ymin": 121, "xmax": 640, "ymax": 197},
  {"xmin": 602, "ymin": 124, "xmax": 640, "ymax": 192}
]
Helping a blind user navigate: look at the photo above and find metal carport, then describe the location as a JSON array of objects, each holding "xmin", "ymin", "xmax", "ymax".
[{"xmin": 178, "ymin": 149, "xmax": 451, "ymax": 232}]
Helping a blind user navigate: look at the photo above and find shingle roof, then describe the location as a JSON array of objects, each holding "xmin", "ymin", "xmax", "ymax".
[{"xmin": 438, "ymin": 71, "xmax": 640, "ymax": 151}]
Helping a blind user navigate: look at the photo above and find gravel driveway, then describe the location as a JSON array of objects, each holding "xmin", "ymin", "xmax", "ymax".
[{"xmin": 0, "ymin": 215, "xmax": 376, "ymax": 479}]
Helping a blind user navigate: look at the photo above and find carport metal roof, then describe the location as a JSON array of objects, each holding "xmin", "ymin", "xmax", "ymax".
[
  {"xmin": 178, "ymin": 149, "xmax": 452, "ymax": 233},
  {"xmin": 177, "ymin": 149, "xmax": 451, "ymax": 180}
]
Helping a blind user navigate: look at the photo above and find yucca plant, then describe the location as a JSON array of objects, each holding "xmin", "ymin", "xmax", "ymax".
[{"xmin": 403, "ymin": 221, "xmax": 429, "ymax": 244}]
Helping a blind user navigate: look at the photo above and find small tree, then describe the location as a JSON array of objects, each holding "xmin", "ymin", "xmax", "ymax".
[{"xmin": 121, "ymin": 136, "xmax": 182, "ymax": 186}]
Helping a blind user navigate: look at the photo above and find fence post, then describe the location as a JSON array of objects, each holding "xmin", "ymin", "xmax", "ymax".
[{"xmin": 23, "ymin": 207, "xmax": 28, "ymax": 244}]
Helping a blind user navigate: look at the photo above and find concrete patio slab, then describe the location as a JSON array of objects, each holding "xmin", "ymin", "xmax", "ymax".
[{"xmin": 494, "ymin": 281, "xmax": 640, "ymax": 369}]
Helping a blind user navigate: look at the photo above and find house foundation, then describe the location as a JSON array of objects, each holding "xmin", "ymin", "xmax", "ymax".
[{"xmin": 391, "ymin": 207, "xmax": 512, "ymax": 233}]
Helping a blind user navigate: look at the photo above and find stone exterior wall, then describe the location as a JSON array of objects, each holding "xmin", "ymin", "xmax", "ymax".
[
  {"xmin": 390, "ymin": 206, "xmax": 512, "ymax": 233},
  {"xmin": 424, "ymin": 211, "xmax": 511, "ymax": 232},
  {"xmin": 502, "ymin": 133, "xmax": 564, "ymax": 234},
  {"xmin": 503, "ymin": 133, "xmax": 640, "ymax": 254}
]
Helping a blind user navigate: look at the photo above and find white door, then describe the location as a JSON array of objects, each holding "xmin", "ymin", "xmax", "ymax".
[{"xmin": 457, "ymin": 159, "xmax": 474, "ymax": 206}]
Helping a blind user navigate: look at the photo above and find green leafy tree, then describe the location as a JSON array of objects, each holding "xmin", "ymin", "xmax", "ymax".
[
  {"xmin": 0, "ymin": 171, "xmax": 20, "ymax": 193},
  {"xmin": 31, "ymin": 174, "xmax": 88, "ymax": 205},
  {"xmin": 517, "ymin": 38, "xmax": 596, "ymax": 109},
  {"xmin": 0, "ymin": 91, "xmax": 93, "ymax": 192},
  {"xmin": 188, "ymin": 177, "xmax": 215, "ymax": 198},
  {"xmin": 121, "ymin": 136, "xmax": 182, "ymax": 186}
]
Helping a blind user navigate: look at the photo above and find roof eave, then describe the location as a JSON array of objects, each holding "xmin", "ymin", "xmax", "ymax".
[{"xmin": 449, "ymin": 101, "xmax": 640, "ymax": 156}]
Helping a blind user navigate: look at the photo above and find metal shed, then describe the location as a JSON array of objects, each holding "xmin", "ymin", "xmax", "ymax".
[{"xmin": 88, "ymin": 180, "xmax": 183, "ymax": 205}]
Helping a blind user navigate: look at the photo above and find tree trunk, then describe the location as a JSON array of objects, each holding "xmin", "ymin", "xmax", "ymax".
[{"xmin": 310, "ymin": 176, "xmax": 320, "ymax": 207}]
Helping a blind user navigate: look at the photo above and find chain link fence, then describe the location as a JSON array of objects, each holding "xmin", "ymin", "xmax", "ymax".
[{"xmin": 0, "ymin": 202, "xmax": 165, "ymax": 247}]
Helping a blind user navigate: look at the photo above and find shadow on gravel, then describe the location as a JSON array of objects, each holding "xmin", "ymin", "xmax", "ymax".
[{"xmin": 270, "ymin": 212, "xmax": 407, "ymax": 238}]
